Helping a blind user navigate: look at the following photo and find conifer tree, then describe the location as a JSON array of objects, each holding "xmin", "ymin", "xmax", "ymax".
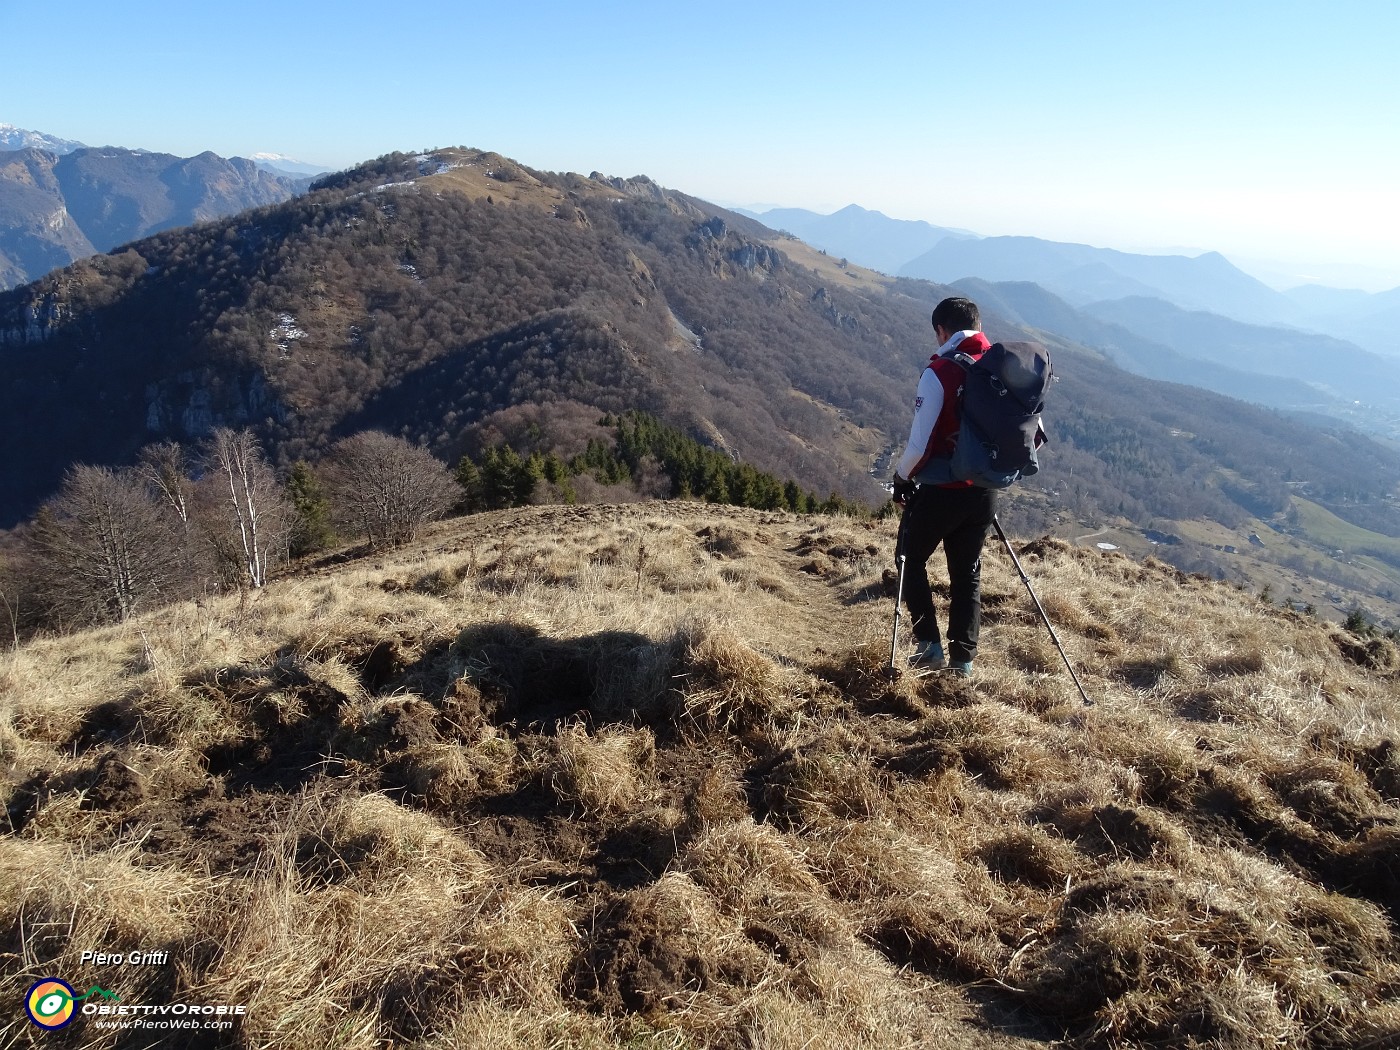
[
  {"xmin": 455, "ymin": 455, "xmax": 484, "ymax": 513},
  {"xmin": 703, "ymin": 472, "xmax": 731, "ymax": 504},
  {"xmin": 480, "ymin": 445, "xmax": 533, "ymax": 509},
  {"xmin": 286, "ymin": 461, "xmax": 336, "ymax": 557}
]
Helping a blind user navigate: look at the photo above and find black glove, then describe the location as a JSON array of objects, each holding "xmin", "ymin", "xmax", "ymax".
[{"xmin": 892, "ymin": 474, "xmax": 915, "ymax": 506}]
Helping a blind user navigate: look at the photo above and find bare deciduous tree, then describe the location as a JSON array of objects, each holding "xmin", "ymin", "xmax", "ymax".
[
  {"xmin": 28, "ymin": 464, "xmax": 183, "ymax": 624},
  {"xmin": 325, "ymin": 431, "xmax": 459, "ymax": 549},
  {"xmin": 199, "ymin": 428, "xmax": 291, "ymax": 588},
  {"xmin": 138, "ymin": 441, "xmax": 194, "ymax": 526},
  {"xmin": 0, "ymin": 533, "xmax": 35, "ymax": 647}
]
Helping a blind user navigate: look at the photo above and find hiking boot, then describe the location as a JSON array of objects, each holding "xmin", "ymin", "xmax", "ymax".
[
  {"xmin": 951, "ymin": 661, "xmax": 973, "ymax": 678},
  {"xmin": 910, "ymin": 640, "xmax": 946, "ymax": 670}
]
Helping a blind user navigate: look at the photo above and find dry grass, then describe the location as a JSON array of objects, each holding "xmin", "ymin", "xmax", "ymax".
[{"xmin": 1, "ymin": 501, "xmax": 1397, "ymax": 1049}]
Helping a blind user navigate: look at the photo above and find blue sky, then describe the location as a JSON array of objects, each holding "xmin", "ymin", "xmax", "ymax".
[{"xmin": 5, "ymin": 0, "xmax": 1399, "ymax": 287}]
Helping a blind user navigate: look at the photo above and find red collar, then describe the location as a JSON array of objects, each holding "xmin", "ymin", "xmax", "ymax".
[{"xmin": 931, "ymin": 331, "xmax": 991, "ymax": 365}]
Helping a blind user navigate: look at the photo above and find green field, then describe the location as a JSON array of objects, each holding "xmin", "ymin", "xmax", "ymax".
[{"xmin": 1292, "ymin": 497, "xmax": 1400, "ymax": 558}]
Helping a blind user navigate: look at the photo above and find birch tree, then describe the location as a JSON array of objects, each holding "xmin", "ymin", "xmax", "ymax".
[
  {"xmin": 201, "ymin": 428, "xmax": 291, "ymax": 588},
  {"xmin": 137, "ymin": 441, "xmax": 193, "ymax": 526}
]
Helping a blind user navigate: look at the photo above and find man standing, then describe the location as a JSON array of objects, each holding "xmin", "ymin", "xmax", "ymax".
[{"xmin": 892, "ymin": 296, "xmax": 996, "ymax": 676}]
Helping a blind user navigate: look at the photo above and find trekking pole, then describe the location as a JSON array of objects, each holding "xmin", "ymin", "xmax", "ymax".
[
  {"xmin": 887, "ymin": 510, "xmax": 909, "ymax": 679},
  {"xmin": 992, "ymin": 516, "xmax": 1095, "ymax": 707}
]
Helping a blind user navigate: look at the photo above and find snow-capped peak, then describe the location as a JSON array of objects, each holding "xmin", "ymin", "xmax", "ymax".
[
  {"xmin": 0, "ymin": 123, "xmax": 87, "ymax": 154},
  {"xmin": 249, "ymin": 152, "xmax": 331, "ymax": 176}
]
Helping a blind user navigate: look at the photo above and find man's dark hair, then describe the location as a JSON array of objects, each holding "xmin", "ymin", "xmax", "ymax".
[{"xmin": 931, "ymin": 297, "xmax": 980, "ymax": 333}]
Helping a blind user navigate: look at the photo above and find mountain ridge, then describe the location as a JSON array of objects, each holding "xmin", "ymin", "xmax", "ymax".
[
  {"xmin": 941, "ymin": 279, "xmax": 1400, "ymax": 440},
  {"xmin": 1081, "ymin": 295, "xmax": 1400, "ymax": 418},
  {"xmin": 946, "ymin": 278, "xmax": 1340, "ymax": 413},
  {"xmin": 736, "ymin": 203, "xmax": 974, "ymax": 275},
  {"xmin": 900, "ymin": 234, "xmax": 1297, "ymax": 325},
  {"xmin": 0, "ymin": 144, "xmax": 309, "ymax": 290},
  {"xmin": 0, "ymin": 122, "xmax": 87, "ymax": 155}
]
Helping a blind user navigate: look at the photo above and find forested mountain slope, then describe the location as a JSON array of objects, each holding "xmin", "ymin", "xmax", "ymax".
[{"xmin": 0, "ymin": 150, "xmax": 931, "ymax": 524}]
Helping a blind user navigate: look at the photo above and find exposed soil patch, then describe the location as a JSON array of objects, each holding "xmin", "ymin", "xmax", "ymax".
[
  {"xmin": 143, "ymin": 792, "xmax": 297, "ymax": 875},
  {"xmin": 184, "ymin": 660, "xmax": 353, "ymax": 793},
  {"xmin": 978, "ymin": 827, "xmax": 1083, "ymax": 889},
  {"xmin": 84, "ymin": 751, "xmax": 147, "ymax": 810},
  {"xmin": 203, "ymin": 731, "xmax": 342, "ymax": 794},
  {"xmin": 464, "ymin": 810, "xmax": 600, "ymax": 889},
  {"xmin": 1075, "ymin": 803, "xmax": 1179, "ymax": 861},
  {"xmin": 979, "ymin": 587, "xmax": 1036, "ymax": 626},
  {"xmin": 446, "ymin": 623, "xmax": 666, "ymax": 731},
  {"xmin": 70, "ymin": 698, "xmax": 143, "ymax": 751},
  {"xmin": 1318, "ymin": 733, "xmax": 1400, "ymax": 804},
  {"xmin": 1267, "ymin": 758, "xmax": 1387, "ymax": 838},
  {"xmin": 568, "ymin": 892, "xmax": 769, "ymax": 1018},
  {"xmin": 1331, "ymin": 631, "xmax": 1400, "ymax": 672},
  {"xmin": 353, "ymin": 637, "xmax": 409, "ymax": 692},
  {"xmin": 867, "ymin": 899, "xmax": 1009, "ymax": 983}
]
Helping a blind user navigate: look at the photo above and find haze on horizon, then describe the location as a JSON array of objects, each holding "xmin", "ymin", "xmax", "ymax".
[{"xmin": 3, "ymin": 0, "xmax": 1398, "ymax": 290}]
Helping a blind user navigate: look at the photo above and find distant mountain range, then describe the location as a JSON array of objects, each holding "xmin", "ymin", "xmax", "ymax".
[
  {"xmin": 1282, "ymin": 284, "xmax": 1400, "ymax": 364},
  {"xmin": 250, "ymin": 152, "xmax": 332, "ymax": 179},
  {"xmin": 947, "ymin": 278, "xmax": 1337, "ymax": 411},
  {"xmin": 904, "ymin": 235, "xmax": 1294, "ymax": 325},
  {"xmin": 946, "ymin": 278, "xmax": 1400, "ymax": 436},
  {"xmin": 742, "ymin": 205, "xmax": 1400, "ymax": 363},
  {"xmin": 1080, "ymin": 295, "xmax": 1400, "ymax": 407},
  {"xmin": 0, "ymin": 125, "xmax": 319, "ymax": 289},
  {"xmin": 0, "ymin": 123, "xmax": 87, "ymax": 155},
  {"xmin": 734, "ymin": 203, "xmax": 976, "ymax": 276}
]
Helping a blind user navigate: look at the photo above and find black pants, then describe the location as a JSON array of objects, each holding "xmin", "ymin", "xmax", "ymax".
[{"xmin": 898, "ymin": 484, "xmax": 997, "ymax": 664}]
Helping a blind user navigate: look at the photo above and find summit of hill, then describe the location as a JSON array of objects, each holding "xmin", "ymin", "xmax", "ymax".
[{"xmin": 2, "ymin": 499, "xmax": 1398, "ymax": 1048}]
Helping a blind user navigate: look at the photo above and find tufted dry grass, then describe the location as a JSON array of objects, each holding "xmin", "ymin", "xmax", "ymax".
[{"xmin": 2, "ymin": 502, "xmax": 1397, "ymax": 1049}]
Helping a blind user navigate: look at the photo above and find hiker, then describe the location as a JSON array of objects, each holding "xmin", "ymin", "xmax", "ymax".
[{"xmin": 891, "ymin": 296, "xmax": 996, "ymax": 675}]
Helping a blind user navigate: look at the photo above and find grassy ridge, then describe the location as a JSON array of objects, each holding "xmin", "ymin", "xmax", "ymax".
[{"xmin": 2, "ymin": 502, "xmax": 1398, "ymax": 1049}]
